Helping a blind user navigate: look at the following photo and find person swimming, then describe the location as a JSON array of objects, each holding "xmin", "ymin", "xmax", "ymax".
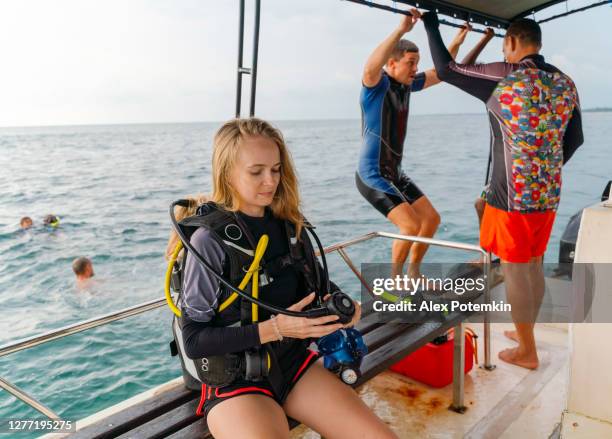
[
  {"xmin": 43, "ymin": 214, "xmax": 60, "ymax": 228},
  {"xmin": 20, "ymin": 217, "xmax": 33, "ymax": 229},
  {"xmin": 72, "ymin": 257, "xmax": 94, "ymax": 285}
]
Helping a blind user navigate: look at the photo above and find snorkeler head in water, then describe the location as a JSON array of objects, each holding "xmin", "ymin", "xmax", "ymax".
[
  {"xmin": 20, "ymin": 217, "xmax": 33, "ymax": 229},
  {"xmin": 72, "ymin": 257, "xmax": 94, "ymax": 282},
  {"xmin": 43, "ymin": 214, "xmax": 60, "ymax": 228}
]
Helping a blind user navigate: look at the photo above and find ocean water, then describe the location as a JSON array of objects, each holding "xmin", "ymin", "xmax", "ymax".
[{"xmin": 0, "ymin": 114, "xmax": 610, "ymax": 431}]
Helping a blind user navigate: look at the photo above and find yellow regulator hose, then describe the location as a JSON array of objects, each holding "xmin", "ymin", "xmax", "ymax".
[{"xmin": 165, "ymin": 234, "xmax": 270, "ymax": 319}]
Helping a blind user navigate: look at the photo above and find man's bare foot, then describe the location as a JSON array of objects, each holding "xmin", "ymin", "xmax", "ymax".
[
  {"xmin": 498, "ymin": 347, "xmax": 539, "ymax": 370},
  {"xmin": 504, "ymin": 330, "xmax": 519, "ymax": 343}
]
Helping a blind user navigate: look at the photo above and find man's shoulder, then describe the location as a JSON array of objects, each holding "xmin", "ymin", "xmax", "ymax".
[
  {"xmin": 538, "ymin": 61, "xmax": 578, "ymax": 91},
  {"xmin": 362, "ymin": 71, "xmax": 390, "ymax": 92}
]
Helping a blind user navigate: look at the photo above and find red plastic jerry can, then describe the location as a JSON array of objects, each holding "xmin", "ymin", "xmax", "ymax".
[{"xmin": 389, "ymin": 327, "xmax": 478, "ymax": 388}]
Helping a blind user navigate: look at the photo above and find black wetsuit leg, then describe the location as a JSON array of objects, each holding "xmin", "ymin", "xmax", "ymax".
[{"xmin": 356, "ymin": 172, "xmax": 424, "ymax": 217}]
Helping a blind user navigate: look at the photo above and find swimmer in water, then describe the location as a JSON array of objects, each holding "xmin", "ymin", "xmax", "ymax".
[
  {"xmin": 72, "ymin": 257, "xmax": 94, "ymax": 286},
  {"xmin": 43, "ymin": 214, "xmax": 60, "ymax": 228},
  {"xmin": 20, "ymin": 217, "xmax": 33, "ymax": 229}
]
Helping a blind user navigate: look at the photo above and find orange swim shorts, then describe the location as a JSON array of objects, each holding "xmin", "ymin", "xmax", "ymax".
[{"xmin": 480, "ymin": 203, "xmax": 556, "ymax": 263}]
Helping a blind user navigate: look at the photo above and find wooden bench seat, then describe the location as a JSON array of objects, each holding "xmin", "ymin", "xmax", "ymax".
[{"xmin": 70, "ymin": 302, "xmax": 474, "ymax": 439}]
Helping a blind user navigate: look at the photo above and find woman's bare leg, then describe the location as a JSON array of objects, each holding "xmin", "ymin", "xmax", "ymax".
[
  {"xmin": 207, "ymin": 394, "xmax": 290, "ymax": 439},
  {"xmin": 283, "ymin": 363, "xmax": 398, "ymax": 439}
]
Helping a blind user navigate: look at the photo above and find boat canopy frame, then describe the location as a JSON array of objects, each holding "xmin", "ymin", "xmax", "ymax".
[
  {"xmin": 344, "ymin": 0, "xmax": 612, "ymax": 30},
  {"xmin": 235, "ymin": 0, "xmax": 611, "ymax": 115},
  {"xmin": 235, "ymin": 0, "xmax": 261, "ymax": 117}
]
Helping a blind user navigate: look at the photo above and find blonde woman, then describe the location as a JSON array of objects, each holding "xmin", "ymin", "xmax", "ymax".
[{"xmin": 179, "ymin": 118, "xmax": 397, "ymax": 439}]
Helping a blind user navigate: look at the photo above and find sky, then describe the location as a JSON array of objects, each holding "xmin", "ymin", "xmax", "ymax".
[{"xmin": 0, "ymin": 0, "xmax": 610, "ymax": 127}]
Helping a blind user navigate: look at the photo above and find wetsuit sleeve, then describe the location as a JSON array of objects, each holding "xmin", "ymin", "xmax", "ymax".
[
  {"xmin": 410, "ymin": 72, "xmax": 427, "ymax": 92},
  {"xmin": 181, "ymin": 228, "xmax": 224, "ymax": 322},
  {"xmin": 181, "ymin": 228, "xmax": 261, "ymax": 358},
  {"xmin": 422, "ymin": 12, "xmax": 513, "ymax": 102},
  {"xmin": 362, "ymin": 73, "xmax": 390, "ymax": 101},
  {"xmin": 562, "ymin": 102, "xmax": 584, "ymax": 164},
  {"xmin": 181, "ymin": 315, "xmax": 260, "ymax": 358}
]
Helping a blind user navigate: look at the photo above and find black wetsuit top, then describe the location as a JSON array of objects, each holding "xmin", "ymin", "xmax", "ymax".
[
  {"xmin": 180, "ymin": 210, "xmax": 308, "ymax": 359},
  {"xmin": 423, "ymin": 12, "xmax": 584, "ymax": 213}
]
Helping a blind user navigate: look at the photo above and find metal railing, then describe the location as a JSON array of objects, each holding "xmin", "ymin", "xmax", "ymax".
[
  {"xmin": 0, "ymin": 231, "xmax": 493, "ymax": 419},
  {"xmin": 318, "ymin": 231, "xmax": 493, "ymax": 371},
  {"xmin": 0, "ymin": 297, "xmax": 169, "ymax": 419}
]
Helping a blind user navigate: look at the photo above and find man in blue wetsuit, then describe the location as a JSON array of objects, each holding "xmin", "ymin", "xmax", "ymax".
[{"xmin": 356, "ymin": 8, "xmax": 493, "ymax": 278}]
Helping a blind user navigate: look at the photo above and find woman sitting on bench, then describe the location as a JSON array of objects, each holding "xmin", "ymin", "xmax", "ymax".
[{"xmin": 179, "ymin": 118, "xmax": 397, "ymax": 439}]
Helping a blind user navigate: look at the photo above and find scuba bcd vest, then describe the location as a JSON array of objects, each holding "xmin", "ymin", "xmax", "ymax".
[{"xmin": 169, "ymin": 202, "xmax": 327, "ymax": 390}]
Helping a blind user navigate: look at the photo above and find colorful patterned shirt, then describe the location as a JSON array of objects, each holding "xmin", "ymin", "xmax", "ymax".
[{"xmin": 424, "ymin": 14, "xmax": 584, "ymax": 213}]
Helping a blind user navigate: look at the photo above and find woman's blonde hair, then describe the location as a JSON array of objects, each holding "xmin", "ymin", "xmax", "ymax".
[
  {"xmin": 211, "ymin": 118, "xmax": 304, "ymax": 236},
  {"xmin": 165, "ymin": 194, "xmax": 209, "ymax": 260}
]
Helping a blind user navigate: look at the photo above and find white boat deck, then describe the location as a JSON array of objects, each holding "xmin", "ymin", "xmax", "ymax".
[
  {"xmin": 292, "ymin": 280, "xmax": 571, "ymax": 439},
  {"xmin": 53, "ymin": 279, "xmax": 574, "ymax": 439}
]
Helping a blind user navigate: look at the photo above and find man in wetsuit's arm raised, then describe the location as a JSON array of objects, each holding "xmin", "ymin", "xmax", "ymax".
[{"xmin": 357, "ymin": 8, "xmax": 494, "ymax": 279}]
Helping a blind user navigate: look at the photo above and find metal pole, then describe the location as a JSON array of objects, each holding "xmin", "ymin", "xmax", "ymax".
[
  {"xmin": 536, "ymin": 0, "xmax": 612, "ymax": 24},
  {"xmin": 249, "ymin": 0, "xmax": 261, "ymax": 116},
  {"xmin": 342, "ymin": 0, "xmax": 505, "ymax": 36},
  {"xmin": 483, "ymin": 251, "xmax": 495, "ymax": 370},
  {"xmin": 376, "ymin": 231, "xmax": 485, "ymax": 255},
  {"xmin": 450, "ymin": 323, "xmax": 466, "ymax": 413},
  {"xmin": 0, "ymin": 377, "xmax": 60, "ymax": 419},
  {"xmin": 235, "ymin": 0, "xmax": 246, "ymax": 117},
  {"xmin": 317, "ymin": 232, "xmax": 378, "ymax": 255},
  {"xmin": 337, "ymin": 248, "xmax": 374, "ymax": 295}
]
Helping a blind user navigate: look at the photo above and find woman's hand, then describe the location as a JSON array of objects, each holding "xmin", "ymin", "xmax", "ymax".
[{"xmin": 273, "ymin": 293, "xmax": 344, "ymax": 340}]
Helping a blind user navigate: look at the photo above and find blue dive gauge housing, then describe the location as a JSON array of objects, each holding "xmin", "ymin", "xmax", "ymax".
[{"xmin": 317, "ymin": 328, "xmax": 368, "ymax": 385}]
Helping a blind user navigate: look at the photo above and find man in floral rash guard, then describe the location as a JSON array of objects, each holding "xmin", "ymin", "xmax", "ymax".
[{"xmin": 423, "ymin": 13, "xmax": 583, "ymax": 370}]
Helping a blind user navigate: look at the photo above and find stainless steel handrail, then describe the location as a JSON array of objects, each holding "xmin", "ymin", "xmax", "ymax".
[
  {"xmin": 0, "ymin": 377, "xmax": 60, "ymax": 419},
  {"xmin": 1, "ymin": 230, "xmax": 494, "ymax": 419},
  {"xmin": 0, "ymin": 297, "xmax": 170, "ymax": 420},
  {"xmin": 0, "ymin": 297, "xmax": 167, "ymax": 358},
  {"xmin": 320, "ymin": 231, "xmax": 492, "ymax": 370},
  {"xmin": 376, "ymin": 231, "xmax": 494, "ymax": 370}
]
